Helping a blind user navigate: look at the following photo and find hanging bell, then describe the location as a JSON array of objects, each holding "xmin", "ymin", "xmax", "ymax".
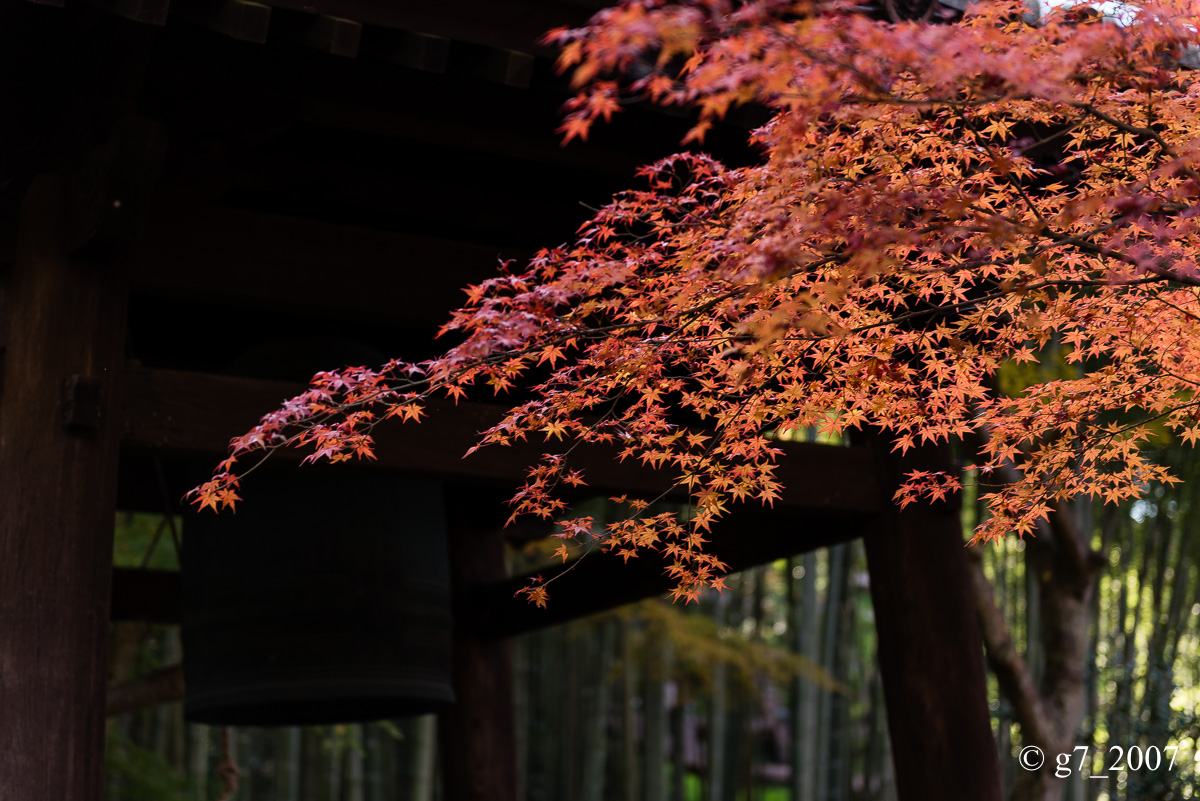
[{"xmin": 181, "ymin": 339, "xmax": 455, "ymax": 725}]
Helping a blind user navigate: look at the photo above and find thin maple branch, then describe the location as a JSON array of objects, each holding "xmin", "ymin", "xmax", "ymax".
[{"xmin": 1072, "ymin": 101, "xmax": 1200, "ymax": 183}]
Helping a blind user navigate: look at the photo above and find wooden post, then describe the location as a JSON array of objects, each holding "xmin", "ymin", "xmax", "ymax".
[
  {"xmin": 442, "ymin": 525, "xmax": 518, "ymax": 801},
  {"xmin": 862, "ymin": 439, "xmax": 1002, "ymax": 801},
  {"xmin": 0, "ymin": 175, "xmax": 129, "ymax": 800}
]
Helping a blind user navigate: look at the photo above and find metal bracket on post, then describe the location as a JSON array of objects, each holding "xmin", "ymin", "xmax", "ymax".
[{"xmin": 63, "ymin": 374, "xmax": 104, "ymax": 431}]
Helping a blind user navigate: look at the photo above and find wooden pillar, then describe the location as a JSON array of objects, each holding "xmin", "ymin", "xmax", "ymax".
[
  {"xmin": 0, "ymin": 175, "xmax": 130, "ymax": 800},
  {"xmin": 441, "ymin": 526, "xmax": 518, "ymax": 801},
  {"xmin": 863, "ymin": 439, "xmax": 1002, "ymax": 801}
]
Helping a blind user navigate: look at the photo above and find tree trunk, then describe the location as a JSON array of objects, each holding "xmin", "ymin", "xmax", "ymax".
[
  {"xmin": 562, "ymin": 622, "xmax": 581, "ymax": 801},
  {"xmin": 972, "ymin": 504, "xmax": 1105, "ymax": 801},
  {"xmin": 817, "ymin": 545, "xmax": 846, "ymax": 800},
  {"xmin": 622, "ymin": 615, "xmax": 641, "ymax": 801},
  {"xmin": 828, "ymin": 545, "xmax": 855, "ymax": 801},
  {"xmin": 643, "ymin": 618, "xmax": 670, "ymax": 801},
  {"xmin": 280, "ymin": 727, "xmax": 302, "ymax": 801},
  {"xmin": 412, "ymin": 715, "xmax": 437, "ymax": 801},
  {"xmin": 708, "ymin": 592, "xmax": 729, "ymax": 801},
  {"xmin": 581, "ymin": 620, "xmax": 616, "ymax": 801},
  {"xmin": 189, "ymin": 724, "xmax": 210, "ymax": 801},
  {"xmin": 791, "ymin": 551, "xmax": 819, "ymax": 801},
  {"xmin": 347, "ymin": 725, "xmax": 365, "ymax": 801},
  {"xmin": 302, "ymin": 727, "xmax": 322, "ymax": 801},
  {"xmin": 670, "ymin": 688, "xmax": 687, "ymax": 801}
]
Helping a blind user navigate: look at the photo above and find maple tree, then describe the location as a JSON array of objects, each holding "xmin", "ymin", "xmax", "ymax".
[{"xmin": 194, "ymin": 0, "xmax": 1200, "ymax": 607}]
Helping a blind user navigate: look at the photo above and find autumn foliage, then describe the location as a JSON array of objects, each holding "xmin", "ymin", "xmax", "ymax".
[{"xmin": 194, "ymin": 0, "xmax": 1200, "ymax": 602}]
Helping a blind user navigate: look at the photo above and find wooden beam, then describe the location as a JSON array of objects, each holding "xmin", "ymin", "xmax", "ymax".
[
  {"xmin": 278, "ymin": 13, "xmax": 361, "ymax": 57},
  {"xmin": 297, "ymin": 13, "xmax": 357, "ymax": 56},
  {"xmin": 465, "ymin": 507, "xmax": 868, "ymax": 638},
  {"xmin": 62, "ymin": 116, "xmax": 167, "ymax": 257},
  {"xmin": 862, "ymin": 440, "xmax": 1002, "ymax": 801},
  {"xmin": 128, "ymin": 198, "xmax": 523, "ymax": 326},
  {"xmin": 107, "ymin": 664, "xmax": 185, "ymax": 717},
  {"xmin": 0, "ymin": 175, "xmax": 129, "ymax": 801},
  {"xmin": 262, "ymin": 0, "xmax": 596, "ymax": 55},
  {"xmin": 175, "ymin": 0, "xmax": 271, "ymax": 42},
  {"xmin": 364, "ymin": 29, "xmax": 451, "ymax": 73},
  {"xmin": 120, "ymin": 366, "xmax": 885, "ymax": 517},
  {"xmin": 482, "ymin": 49, "xmax": 535, "ymax": 88},
  {"xmin": 293, "ymin": 99, "xmax": 637, "ymax": 173},
  {"xmin": 83, "ymin": 0, "xmax": 170, "ymax": 25},
  {"xmin": 149, "ymin": 71, "xmax": 650, "ymax": 179}
]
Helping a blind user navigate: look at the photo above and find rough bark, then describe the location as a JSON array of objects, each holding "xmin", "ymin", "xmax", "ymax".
[{"xmin": 968, "ymin": 500, "xmax": 1106, "ymax": 801}]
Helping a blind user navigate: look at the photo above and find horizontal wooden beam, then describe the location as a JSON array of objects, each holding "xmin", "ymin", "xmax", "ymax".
[
  {"xmin": 480, "ymin": 49, "xmax": 535, "ymax": 89},
  {"xmin": 464, "ymin": 508, "xmax": 869, "ymax": 638},
  {"xmin": 83, "ymin": 0, "xmax": 169, "ymax": 25},
  {"xmin": 363, "ymin": 29, "xmax": 450, "ymax": 73},
  {"xmin": 107, "ymin": 664, "xmax": 185, "ymax": 717},
  {"xmin": 292, "ymin": 101, "xmax": 637, "ymax": 174},
  {"xmin": 269, "ymin": 9, "xmax": 361, "ymax": 56},
  {"xmin": 261, "ymin": 0, "xmax": 598, "ymax": 55},
  {"xmin": 121, "ymin": 365, "xmax": 884, "ymax": 517},
  {"xmin": 128, "ymin": 198, "xmax": 524, "ymax": 326},
  {"xmin": 175, "ymin": 0, "xmax": 271, "ymax": 42},
  {"xmin": 296, "ymin": 14, "xmax": 360, "ymax": 57}
]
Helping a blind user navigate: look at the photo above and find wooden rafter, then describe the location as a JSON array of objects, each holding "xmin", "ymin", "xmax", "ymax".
[
  {"xmin": 175, "ymin": 0, "xmax": 272, "ymax": 42},
  {"xmin": 262, "ymin": 0, "xmax": 597, "ymax": 54},
  {"xmin": 82, "ymin": 0, "xmax": 170, "ymax": 25},
  {"xmin": 274, "ymin": 13, "xmax": 362, "ymax": 57},
  {"xmin": 121, "ymin": 365, "xmax": 884, "ymax": 516},
  {"xmin": 128, "ymin": 199, "xmax": 526, "ymax": 325}
]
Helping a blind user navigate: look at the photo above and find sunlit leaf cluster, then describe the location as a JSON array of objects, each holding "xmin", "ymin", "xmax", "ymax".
[{"xmin": 195, "ymin": 0, "xmax": 1200, "ymax": 602}]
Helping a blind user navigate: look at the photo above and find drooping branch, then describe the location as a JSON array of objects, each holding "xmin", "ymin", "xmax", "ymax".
[{"xmin": 186, "ymin": 0, "xmax": 1200, "ymax": 602}]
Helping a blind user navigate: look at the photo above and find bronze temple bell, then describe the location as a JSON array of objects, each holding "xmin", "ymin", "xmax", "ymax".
[{"xmin": 181, "ymin": 341, "xmax": 454, "ymax": 725}]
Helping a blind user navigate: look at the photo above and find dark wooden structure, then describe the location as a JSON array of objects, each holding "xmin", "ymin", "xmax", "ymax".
[{"xmin": 0, "ymin": 1, "xmax": 999, "ymax": 800}]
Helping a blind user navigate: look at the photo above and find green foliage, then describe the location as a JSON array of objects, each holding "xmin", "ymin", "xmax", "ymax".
[
  {"xmin": 103, "ymin": 734, "xmax": 199, "ymax": 801},
  {"xmin": 112, "ymin": 512, "xmax": 180, "ymax": 571},
  {"xmin": 995, "ymin": 340, "xmax": 1078, "ymax": 397},
  {"xmin": 976, "ymin": 437, "xmax": 1200, "ymax": 798},
  {"xmin": 634, "ymin": 596, "xmax": 846, "ymax": 696}
]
